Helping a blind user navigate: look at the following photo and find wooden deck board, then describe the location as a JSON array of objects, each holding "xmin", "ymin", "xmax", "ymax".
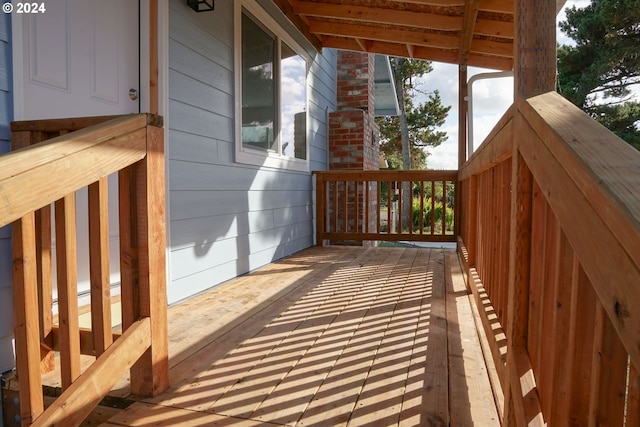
[{"xmin": 100, "ymin": 246, "xmax": 498, "ymax": 426}]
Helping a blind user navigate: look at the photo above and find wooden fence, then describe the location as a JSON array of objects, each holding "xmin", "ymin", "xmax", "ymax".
[
  {"xmin": 313, "ymin": 170, "xmax": 458, "ymax": 245},
  {"xmin": 458, "ymin": 92, "xmax": 640, "ymax": 425},
  {"xmin": 2, "ymin": 114, "xmax": 168, "ymax": 426}
]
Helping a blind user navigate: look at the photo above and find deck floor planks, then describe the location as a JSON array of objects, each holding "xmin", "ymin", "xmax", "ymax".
[
  {"xmin": 294, "ymin": 249, "xmax": 416, "ymax": 426},
  {"xmin": 247, "ymin": 248, "xmax": 403, "ymax": 425},
  {"xmin": 399, "ymin": 247, "xmax": 450, "ymax": 427},
  {"xmin": 446, "ymin": 252, "xmax": 501, "ymax": 426},
  {"xmin": 207, "ymin": 248, "xmax": 398, "ymax": 420},
  {"xmin": 348, "ymin": 249, "xmax": 434, "ymax": 426},
  {"xmin": 143, "ymin": 247, "xmax": 367, "ymax": 410},
  {"xmin": 100, "ymin": 246, "xmax": 499, "ymax": 427}
]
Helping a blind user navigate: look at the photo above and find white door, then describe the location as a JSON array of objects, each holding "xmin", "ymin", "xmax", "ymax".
[
  {"xmin": 15, "ymin": 0, "xmax": 140, "ymax": 304},
  {"xmin": 19, "ymin": 0, "xmax": 139, "ymax": 118}
]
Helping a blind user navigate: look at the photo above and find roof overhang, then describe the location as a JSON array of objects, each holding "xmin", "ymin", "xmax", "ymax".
[{"xmin": 272, "ymin": 0, "xmax": 568, "ymax": 72}]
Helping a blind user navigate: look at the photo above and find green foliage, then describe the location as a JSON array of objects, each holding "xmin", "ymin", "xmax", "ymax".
[
  {"xmin": 557, "ymin": 0, "xmax": 640, "ymax": 148},
  {"xmin": 411, "ymin": 197, "xmax": 454, "ymax": 233},
  {"xmin": 376, "ymin": 58, "xmax": 451, "ymax": 169},
  {"xmin": 409, "ymin": 181, "xmax": 455, "ymax": 233}
]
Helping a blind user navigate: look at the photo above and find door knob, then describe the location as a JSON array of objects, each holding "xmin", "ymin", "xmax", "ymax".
[{"xmin": 129, "ymin": 88, "xmax": 139, "ymax": 100}]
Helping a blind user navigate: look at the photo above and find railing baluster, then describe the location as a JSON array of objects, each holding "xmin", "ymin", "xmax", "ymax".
[
  {"xmin": 13, "ymin": 212, "xmax": 45, "ymax": 425},
  {"xmin": 407, "ymin": 181, "xmax": 413, "ymax": 234},
  {"xmin": 54, "ymin": 193, "xmax": 81, "ymax": 389},
  {"xmin": 35, "ymin": 207, "xmax": 53, "ymax": 343},
  {"xmin": 119, "ymin": 164, "xmax": 137, "ymax": 330},
  {"xmin": 397, "ymin": 181, "xmax": 403, "ymax": 234},
  {"xmin": 377, "ymin": 181, "xmax": 382, "ymax": 234},
  {"xmin": 419, "ymin": 181, "xmax": 424, "ymax": 236},
  {"xmin": 332, "ymin": 180, "xmax": 340, "ymax": 233},
  {"xmin": 441, "ymin": 181, "xmax": 447, "ymax": 236},
  {"xmin": 430, "ymin": 181, "xmax": 436, "ymax": 234},
  {"xmin": 342, "ymin": 180, "xmax": 347, "ymax": 233},
  {"xmin": 387, "ymin": 181, "xmax": 391, "ymax": 234},
  {"xmin": 364, "ymin": 181, "xmax": 369, "ymax": 234},
  {"xmin": 355, "ymin": 181, "xmax": 359, "ymax": 233},
  {"xmin": 312, "ymin": 171, "xmax": 458, "ymax": 243},
  {"xmin": 88, "ymin": 177, "xmax": 113, "ymax": 355},
  {"xmin": 315, "ymin": 172, "xmax": 326, "ymax": 245}
]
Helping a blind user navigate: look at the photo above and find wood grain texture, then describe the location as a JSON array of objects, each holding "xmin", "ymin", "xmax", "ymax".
[
  {"xmin": 103, "ymin": 247, "xmax": 499, "ymax": 426},
  {"xmin": 12, "ymin": 212, "xmax": 45, "ymax": 425},
  {"xmin": 517, "ymin": 97, "xmax": 640, "ymax": 371},
  {"xmin": 89, "ymin": 177, "xmax": 113, "ymax": 356},
  {"xmin": 30, "ymin": 318, "xmax": 151, "ymax": 427},
  {"xmin": 54, "ymin": 193, "xmax": 81, "ymax": 389},
  {"xmin": 0, "ymin": 115, "xmax": 151, "ymax": 228}
]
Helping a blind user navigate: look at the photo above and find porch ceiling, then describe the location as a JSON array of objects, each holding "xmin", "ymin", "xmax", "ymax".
[{"xmin": 273, "ymin": 0, "xmax": 566, "ymax": 71}]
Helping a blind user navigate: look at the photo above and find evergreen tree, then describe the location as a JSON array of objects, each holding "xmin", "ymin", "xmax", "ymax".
[
  {"xmin": 557, "ymin": 0, "xmax": 640, "ymax": 149},
  {"xmin": 376, "ymin": 58, "xmax": 451, "ymax": 169}
]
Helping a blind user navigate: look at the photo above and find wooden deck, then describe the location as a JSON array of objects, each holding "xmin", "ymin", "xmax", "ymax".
[{"xmin": 98, "ymin": 246, "xmax": 499, "ymax": 426}]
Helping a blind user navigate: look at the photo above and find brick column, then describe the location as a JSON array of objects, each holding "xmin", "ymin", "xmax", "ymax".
[{"xmin": 328, "ymin": 51, "xmax": 379, "ymax": 245}]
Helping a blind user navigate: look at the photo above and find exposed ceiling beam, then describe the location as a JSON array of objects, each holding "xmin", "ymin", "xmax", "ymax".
[
  {"xmin": 308, "ymin": 20, "xmax": 460, "ymax": 50},
  {"xmin": 459, "ymin": 0, "xmax": 481, "ymax": 64},
  {"xmin": 292, "ymin": 1, "xmax": 462, "ymax": 31},
  {"xmin": 271, "ymin": 0, "xmax": 323, "ymax": 51},
  {"xmin": 272, "ymin": 0, "xmax": 516, "ymax": 72}
]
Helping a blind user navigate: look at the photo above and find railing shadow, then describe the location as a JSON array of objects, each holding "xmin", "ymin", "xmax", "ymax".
[{"xmin": 101, "ymin": 246, "xmax": 500, "ymax": 426}]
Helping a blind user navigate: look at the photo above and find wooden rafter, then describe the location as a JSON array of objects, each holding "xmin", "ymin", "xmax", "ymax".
[
  {"xmin": 275, "ymin": 0, "xmax": 515, "ymax": 71},
  {"xmin": 459, "ymin": 0, "xmax": 481, "ymax": 64}
]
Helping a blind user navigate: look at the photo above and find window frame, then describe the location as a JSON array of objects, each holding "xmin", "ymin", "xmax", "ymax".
[{"xmin": 234, "ymin": 0, "xmax": 310, "ymax": 172}]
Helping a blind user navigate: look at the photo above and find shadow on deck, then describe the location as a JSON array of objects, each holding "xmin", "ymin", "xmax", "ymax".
[{"xmin": 99, "ymin": 246, "xmax": 499, "ymax": 426}]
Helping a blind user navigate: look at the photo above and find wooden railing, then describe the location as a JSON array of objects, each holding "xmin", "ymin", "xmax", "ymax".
[
  {"xmin": 458, "ymin": 91, "xmax": 640, "ymax": 425},
  {"xmin": 313, "ymin": 170, "xmax": 458, "ymax": 244},
  {"xmin": 2, "ymin": 114, "xmax": 168, "ymax": 426}
]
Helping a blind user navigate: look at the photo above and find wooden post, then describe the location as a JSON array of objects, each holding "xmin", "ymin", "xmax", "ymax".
[
  {"xmin": 455, "ymin": 65, "xmax": 468, "ymax": 240},
  {"xmin": 514, "ymin": 0, "xmax": 557, "ymax": 98},
  {"xmin": 129, "ymin": 122, "xmax": 169, "ymax": 397},
  {"xmin": 458, "ymin": 65, "xmax": 468, "ymax": 167},
  {"xmin": 503, "ymin": 0, "xmax": 557, "ymax": 421}
]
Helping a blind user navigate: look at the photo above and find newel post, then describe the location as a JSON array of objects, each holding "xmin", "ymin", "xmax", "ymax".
[
  {"xmin": 120, "ymin": 115, "xmax": 169, "ymax": 397},
  {"xmin": 504, "ymin": 0, "xmax": 557, "ymax": 422}
]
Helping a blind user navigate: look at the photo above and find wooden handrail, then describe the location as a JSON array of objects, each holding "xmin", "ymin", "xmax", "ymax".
[
  {"xmin": 313, "ymin": 169, "xmax": 458, "ymax": 244},
  {"xmin": 458, "ymin": 91, "xmax": 640, "ymax": 425},
  {"xmin": 1, "ymin": 114, "xmax": 160, "ymax": 228},
  {"xmin": 7, "ymin": 113, "xmax": 168, "ymax": 426},
  {"xmin": 517, "ymin": 92, "xmax": 640, "ymax": 368}
]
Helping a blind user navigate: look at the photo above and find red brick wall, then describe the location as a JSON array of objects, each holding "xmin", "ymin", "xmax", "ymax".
[
  {"xmin": 327, "ymin": 51, "xmax": 380, "ymax": 245},
  {"xmin": 329, "ymin": 51, "xmax": 379, "ymax": 172},
  {"xmin": 336, "ymin": 51, "xmax": 375, "ymax": 113}
]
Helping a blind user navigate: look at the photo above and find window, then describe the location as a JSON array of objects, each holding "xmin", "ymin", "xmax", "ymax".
[{"xmin": 235, "ymin": 2, "xmax": 309, "ymax": 170}]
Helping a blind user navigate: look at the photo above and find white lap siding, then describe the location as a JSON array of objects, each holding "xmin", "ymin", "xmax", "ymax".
[{"xmin": 166, "ymin": 0, "xmax": 336, "ymax": 304}]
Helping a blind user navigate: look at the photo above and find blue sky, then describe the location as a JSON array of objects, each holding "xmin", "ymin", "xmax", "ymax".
[{"xmin": 423, "ymin": 0, "xmax": 590, "ymax": 169}]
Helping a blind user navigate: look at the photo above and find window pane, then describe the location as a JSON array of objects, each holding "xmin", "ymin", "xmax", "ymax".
[
  {"xmin": 280, "ymin": 43, "xmax": 307, "ymax": 160},
  {"xmin": 242, "ymin": 12, "xmax": 277, "ymax": 152}
]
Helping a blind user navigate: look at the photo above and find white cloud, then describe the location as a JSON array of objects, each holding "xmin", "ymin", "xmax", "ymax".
[{"xmin": 420, "ymin": 0, "xmax": 587, "ymax": 170}]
